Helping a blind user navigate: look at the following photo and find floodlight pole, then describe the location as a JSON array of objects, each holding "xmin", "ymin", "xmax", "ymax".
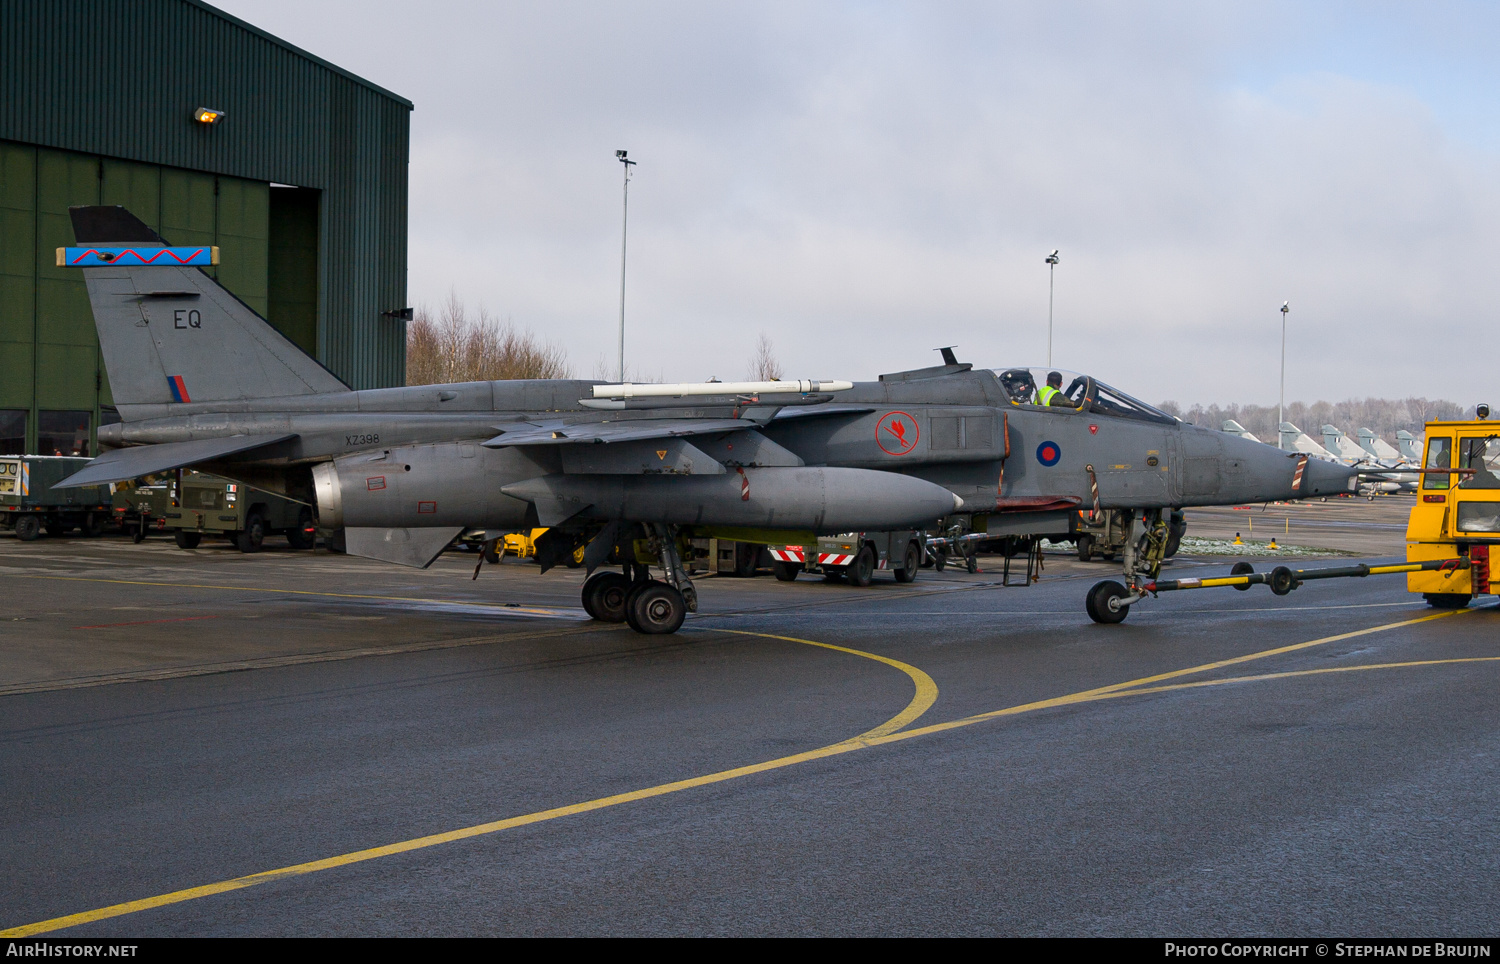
[
  {"xmin": 617, "ymin": 150, "xmax": 636, "ymax": 382},
  {"xmin": 1279, "ymin": 301, "xmax": 1289, "ymax": 449},
  {"xmin": 1045, "ymin": 250, "xmax": 1060, "ymax": 367}
]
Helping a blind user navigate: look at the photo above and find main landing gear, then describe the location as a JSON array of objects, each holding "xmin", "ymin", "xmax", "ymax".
[
  {"xmin": 581, "ymin": 523, "xmax": 697, "ymax": 634},
  {"xmin": 1085, "ymin": 507, "xmax": 1172, "ymax": 625}
]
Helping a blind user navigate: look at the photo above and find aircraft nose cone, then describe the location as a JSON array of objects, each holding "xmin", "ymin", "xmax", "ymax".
[{"xmin": 1300, "ymin": 455, "xmax": 1358, "ymax": 497}]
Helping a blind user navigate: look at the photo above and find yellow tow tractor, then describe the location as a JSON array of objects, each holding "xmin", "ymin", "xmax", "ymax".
[{"xmin": 1405, "ymin": 410, "xmax": 1500, "ymax": 609}]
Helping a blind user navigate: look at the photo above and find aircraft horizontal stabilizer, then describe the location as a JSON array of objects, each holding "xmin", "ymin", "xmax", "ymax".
[
  {"xmin": 344, "ymin": 526, "xmax": 464, "ymax": 569},
  {"xmin": 56, "ymin": 433, "xmax": 297, "ymax": 487}
]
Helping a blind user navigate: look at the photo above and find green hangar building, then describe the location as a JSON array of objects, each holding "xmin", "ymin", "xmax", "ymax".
[{"xmin": 0, "ymin": 0, "xmax": 412, "ymax": 456}]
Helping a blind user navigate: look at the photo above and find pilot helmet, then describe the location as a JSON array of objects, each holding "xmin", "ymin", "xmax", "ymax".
[{"xmin": 999, "ymin": 368, "xmax": 1036, "ymax": 400}]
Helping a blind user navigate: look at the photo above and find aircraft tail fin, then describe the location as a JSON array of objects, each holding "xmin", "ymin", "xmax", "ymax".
[{"xmin": 67, "ymin": 205, "xmax": 349, "ymax": 415}]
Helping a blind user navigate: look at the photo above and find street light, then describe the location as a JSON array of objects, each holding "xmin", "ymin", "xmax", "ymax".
[
  {"xmin": 1279, "ymin": 300, "xmax": 1290, "ymax": 449},
  {"xmin": 616, "ymin": 150, "xmax": 636, "ymax": 382},
  {"xmin": 1044, "ymin": 249, "xmax": 1060, "ymax": 366}
]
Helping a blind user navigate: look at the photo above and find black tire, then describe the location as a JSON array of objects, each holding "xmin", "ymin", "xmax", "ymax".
[
  {"xmin": 236, "ymin": 512, "xmax": 266, "ymax": 553},
  {"xmin": 1230, "ymin": 561, "xmax": 1255, "ymax": 591},
  {"xmin": 15, "ymin": 515, "xmax": 41, "ymax": 541},
  {"xmin": 131, "ymin": 521, "xmax": 146, "ymax": 544},
  {"xmin": 894, "ymin": 541, "xmax": 920, "ymax": 583},
  {"xmin": 773, "ymin": 561, "xmax": 799, "ymax": 582},
  {"xmin": 846, "ymin": 546, "xmax": 875, "ymax": 587},
  {"xmin": 733, "ymin": 542, "xmax": 757, "ymax": 578},
  {"xmin": 81, "ymin": 512, "xmax": 104, "ymax": 538},
  {"xmin": 482, "ymin": 539, "xmax": 501, "ymax": 564},
  {"xmin": 582, "ymin": 571, "xmax": 632, "ymax": 622},
  {"xmin": 566, "ymin": 544, "xmax": 585, "ymax": 569},
  {"xmin": 286, "ymin": 509, "xmax": 316, "ymax": 550},
  {"xmin": 1164, "ymin": 529, "xmax": 1183, "ymax": 559},
  {"xmin": 625, "ymin": 582, "xmax": 686, "ymax": 634},
  {"xmin": 934, "ymin": 552, "xmax": 947, "ymax": 572},
  {"xmin": 1086, "ymin": 580, "xmax": 1131, "ymax": 624},
  {"xmin": 1077, "ymin": 533, "xmax": 1093, "ymax": 562},
  {"xmin": 174, "ymin": 530, "xmax": 202, "ymax": 550},
  {"xmin": 1424, "ymin": 592, "xmax": 1472, "ymax": 610},
  {"xmin": 965, "ymin": 551, "xmax": 979, "ymax": 574}
]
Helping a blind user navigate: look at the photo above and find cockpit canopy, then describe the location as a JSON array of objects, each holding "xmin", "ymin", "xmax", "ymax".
[{"xmin": 992, "ymin": 367, "xmax": 1177, "ymax": 426}]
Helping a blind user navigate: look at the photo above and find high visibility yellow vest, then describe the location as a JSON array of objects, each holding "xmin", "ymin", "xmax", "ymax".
[{"xmin": 1038, "ymin": 385, "xmax": 1060, "ymax": 406}]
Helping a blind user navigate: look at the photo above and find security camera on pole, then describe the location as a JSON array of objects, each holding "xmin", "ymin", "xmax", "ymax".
[
  {"xmin": 1045, "ymin": 249, "xmax": 1060, "ymax": 366},
  {"xmin": 1278, "ymin": 300, "xmax": 1289, "ymax": 450},
  {"xmin": 616, "ymin": 150, "xmax": 636, "ymax": 382}
]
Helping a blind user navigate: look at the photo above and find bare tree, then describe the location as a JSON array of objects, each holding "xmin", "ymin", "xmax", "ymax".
[
  {"xmin": 747, "ymin": 333, "xmax": 783, "ymax": 381},
  {"xmin": 406, "ymin": 292, "xmax": 570, "ymax": 385}
]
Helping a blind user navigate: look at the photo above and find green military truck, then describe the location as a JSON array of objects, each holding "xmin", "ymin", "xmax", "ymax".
[
  {"xmin": 111, "ymin": 478, "xmax": 175, "ymax": 542},
  {"xmin": 0, "ymin": 455, "xmax": 113, "ymax": 541},
  {"xmin": 163, "ymin": 471, "xmax": 316, "ymax": 552}
]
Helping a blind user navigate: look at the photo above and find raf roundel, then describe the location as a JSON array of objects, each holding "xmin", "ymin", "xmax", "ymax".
[{"xmin": 1036, "ymin": 440, "xmax": 1062, "ymax": 466}]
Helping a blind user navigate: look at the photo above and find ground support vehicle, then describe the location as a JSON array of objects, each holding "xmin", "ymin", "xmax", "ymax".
[
  {"xmin": 0, "ymin": 456, "xmax": 112, "ymax": 541},
  {"xmin": 1404, "ymin": 417, "xmax": 1500, "ymax": 608},
  {"xmin": 687, "ymin": 537, "xmax": 769, "ymax": 577},
  {"xmin": 163, "ymin": 470, "xmax": 315, "ymax": 552},
  {"xmin": 111, "ymin": 480, "xmax": 173, "ymax": 542},
  {"xmin": 768, "ymin": 530, "xmax": 924, "ymax": 586}
]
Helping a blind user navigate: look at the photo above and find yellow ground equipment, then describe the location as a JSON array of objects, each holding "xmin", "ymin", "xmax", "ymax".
[{"xmin": 1405, "ymin": 416, "xmax": 1499, "ymax": 608}]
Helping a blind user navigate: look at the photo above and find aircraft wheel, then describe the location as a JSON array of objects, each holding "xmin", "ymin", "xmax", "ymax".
[
  {"xmin": 582, "ymin": 571, "xmax": 631, "ymax": 622},
  {"xmin": 236, "ymin": 513, "xmax": 266, "ymax": 553},
  {"xmin": 1230, "ymin": 561, "xmax": 1255, "ymax": 590},
  {"xmin": 1086, "ymin": 580, "xmax": 1131, "ymax": 624},
  {"xmin": 846, "ymin": 546, "xmax": 875, "ymax": 587},
  {"xmin": 1077, "ymin": 534, "xmax": 1093, "ymax": 562},
  {"xmin": 625, "ymin": 582, "xmax": 686, "ymax": 634},
  {"xmin": 14, "ymin": 515, "xmax": 41, "ymax": 541},
  {"xmin": 174, "ymin": 530, "xmax": 202, "ymax": 550},
  {"xmin": 773, "ymin": 561, "xmax": 799, "ymax": 582},
  {"xmin": 1423, "ymin": 592, "xmax": 1472, "ymax": 610},
  {"xmin": 894, "ymin": 541, "xmax": 920, "ymax": 583}
]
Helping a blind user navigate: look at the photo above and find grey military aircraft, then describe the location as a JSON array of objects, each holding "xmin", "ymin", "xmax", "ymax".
[{"xmin": 59, "ymin": 205, "xmax": 1357, "ymax": 631}]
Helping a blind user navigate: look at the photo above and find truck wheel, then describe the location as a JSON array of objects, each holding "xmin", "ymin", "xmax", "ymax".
[
  {"xmin": 237, "ymin": 513, "xmax": 266, "ymax": 553},
  {"xmin": 15, "ymin": 515, "xmax": 41, "ymax": 541},
  {"xmin": 1077, "ymin": 534, "xmax": 1093, "ymax": 562},
  {"xmin": 81, "ymin": 512, "xmax": 104, "ymax": 537},
  {"xmin": 582, "ymin": 571, "xmax": 631, "ymax": 622},
  {"xmin": 894, "ymin": 541, "xmax": 920, "ymax": 583},
  {"xmin": 174, "ymin": 530, "xmax": 202, "ymax": 550},
  {"xmin": 566, "ymin": 544, "xmax": 585, "ymax": 569},
  {"xmin": 847, "ymin": 546, "xmax": 875, "ymax": 587},
  {"xmin": 1086, "ymin": 580, "xmax": 1131, "ymax": 624},
  {"xmin": 286, "ymin": 509, "xmax": 316, "ymax": 550},
  {"xmin": 773, "ymin": 561, "xmax": 799, "ymax": 582},
  {"xmin": 625, "ymin": 582, "xmax": 686, "ymax": 634},
  {"xmin": 1423, "ymin": 593, "xmax": 1472, "ymax": 610},
  {"xmin": 733, "ymin": 542, "xmax": 757, "ymax": 577}
]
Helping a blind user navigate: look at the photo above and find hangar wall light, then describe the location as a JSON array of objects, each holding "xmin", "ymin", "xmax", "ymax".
[{"xmin": 193, "ymin": 107, "xmax": 226, "ymax": 124}]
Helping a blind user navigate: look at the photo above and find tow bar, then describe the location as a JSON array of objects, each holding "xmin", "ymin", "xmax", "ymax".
[{"xmin": 1145, "ymin": 557, "xmax": 1471, "ymax": 597}]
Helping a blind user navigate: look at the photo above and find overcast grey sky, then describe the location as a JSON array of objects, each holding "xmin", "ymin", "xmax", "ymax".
[{"xmin": 215, "ymin": 1, "xmax": 1500, "ymax": 405}]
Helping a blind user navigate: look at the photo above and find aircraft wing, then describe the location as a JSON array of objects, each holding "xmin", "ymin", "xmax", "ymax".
[
  {"xmin": 56, "ymin": 433, "xmax": 297, "ymax": 487},
  {"xmin": 482, "ymin": 418, "xmax": 751, "ymax": 447}
]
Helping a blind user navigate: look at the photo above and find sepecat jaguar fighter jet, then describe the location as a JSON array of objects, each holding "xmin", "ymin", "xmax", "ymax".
[{"xmin": 58, "ymin": 205, "xmax": 1356, "ymax": 631}]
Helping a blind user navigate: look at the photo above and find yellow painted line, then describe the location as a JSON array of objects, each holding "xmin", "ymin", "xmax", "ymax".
[
  {"xmin": 18, "ymin": 574, "xmax": 574, "ymax": 618},
  {"xmin": 2, "ymin": 609, "xmax": 1475, "ymax": 937},
  {"xmin": 2, "ymin": 629, "xmax": 938, "ymax": 937},
  {"xmin": 717, "ymin": 630, "xmax": 938, "ymax": 740}
]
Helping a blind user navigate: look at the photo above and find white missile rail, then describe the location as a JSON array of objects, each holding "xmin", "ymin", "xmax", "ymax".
[{"xmin": 592, "ymin": 379, "xmax": 854, "ymax": 399}]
